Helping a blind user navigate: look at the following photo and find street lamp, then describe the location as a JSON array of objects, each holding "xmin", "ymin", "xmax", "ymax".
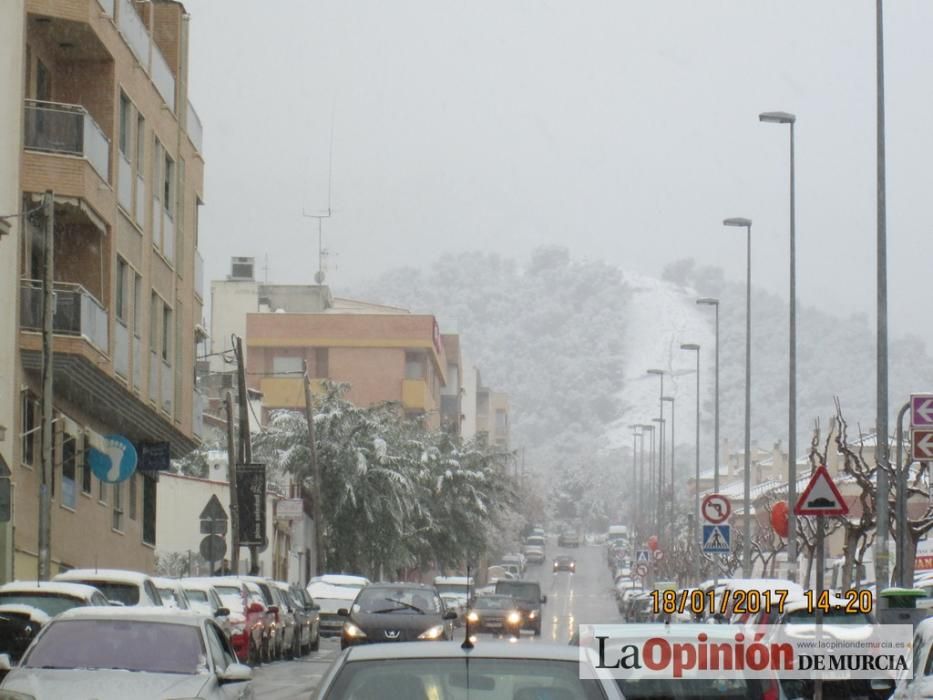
[
  {"xmin": 652, "ymin": 417, "xmax": 666, "ymax": 535},
  {"xmin": 639, "ymin": 424, "xmax": 656, "ymax": 538},
  {"xmin": 647, "ymin": 369, "xmax": 666, "ymax": 526},
  {"xmin": 696, "ymin": 298, "xmax": 720, "ymax": 493},
  {"xmin": 759, "ymin": 110, "xmax": 799, "ymax": 581},
  {"xmin": 681, "ymin": 343, "xmax": 701, "ymax": 581},
  {"xmin": 661, "ymin": 395, "xmax": 676, "ymax": 534},
  {"xmin": 724, "ymin": 216, "xmax": 753, "ymax": 576},
  {"xmin": 629, "ymin": 425, "xmax": 643, "ymax": 534}
]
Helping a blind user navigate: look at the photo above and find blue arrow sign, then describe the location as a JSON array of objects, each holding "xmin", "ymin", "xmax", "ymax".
[
  {"xmin": 702, "ymin": 524, "xmax": 731, "ymax": 554},
  {"xmin": 636, "ymin": 549, "xmax": 650, "ymax": 563},
  {"xmin": 87, "ymin": 434, "xmax": 138, "ymax": 484}
]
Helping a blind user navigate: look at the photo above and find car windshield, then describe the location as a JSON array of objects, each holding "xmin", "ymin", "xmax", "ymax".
[
  {"xmin": 325, "ymin": 658, "xmax": 606, "ymax": 700},
  {"xmin": 157, "ymin": 588, "xmax": 186, "ymax": 609},
  {"xmin": 494, "ymin": 582, "xmax": 539, "ymax": 602},
  {"xmin": 617, "ymin": 677, "xmax": 770, "ymax": 700},
  {"xmin": 435, "ymin": 584, "xmax": 469, "ymax": 596},
  {"xmin": 23, "ymin": 619, "xmax": 206, "ymax": 674},
  {"xmin": 0, "ymin": 592, "xmax": 83, "ymax": 617},
  {"xmin": 474, "ymin": 597, "xmax": 514, "ymax": 610},
  {"xmin": 72, "ymin": 581, "xmax": 139, "ymax": 606},
  {"xmin": 354, "ymin": 588, "xmax": 439, "ymax": 614},
  {"xmin": 184, "ymin": 589, "xmax": 209, "ymax": 604},
  {"xmin": 785, "ymin": 609, "xmax": 872, "ymax": 625}
]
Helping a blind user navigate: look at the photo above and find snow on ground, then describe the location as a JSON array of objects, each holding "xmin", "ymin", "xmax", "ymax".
[{"xmin": 604, "ymin": 272, "xmax": 715, "ymax": 452}]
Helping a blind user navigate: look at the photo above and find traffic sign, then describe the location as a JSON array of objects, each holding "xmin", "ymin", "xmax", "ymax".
[
  {"xmin": 200, "ymin": 494, "xmax": 228, "ymax": 522},
  {"xmin": 794, "ymin": 465, "xmax": 848, "ymax": 516},
  {"xmin": 87, "ymin": 434, "xmax": 137, "ymax": 483},
  {"xmin": 701, "ymin": 494, "xmax": 731, "ymax": 524},
  {"xmin": 913, "ymin": 429, "xmax": 933, "ymax": 462},
  {"xmin": 276, "ymin": 498, "xmax": 304, "ymax": 520},
  {"xmin": 634, "ymin": 563, "xmax": 648, "ymax": 578},
  {"xmin": 635, "ymin": 549, "xmax": 650, "ymax": 564},
  {"xmin": 912, "ymin": 394, "xmax": 933, "ymax": 427},
  {"xmin": 200, "ymin": 534, "xmax": 227, "ymax": 563},
  {"xmin": 702, "ymin": 524, "xmax": 731, "ymax": 554},
  {"xmin": 653, "ymin": 549, "xmax": 664, "ymax": 562}
]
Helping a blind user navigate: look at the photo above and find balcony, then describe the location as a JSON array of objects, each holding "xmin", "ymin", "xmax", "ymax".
[
  {"xmin": 24, "ymin": 100, "xmax": 110, "ymax": 183},
  {"xmin": 186, "ymin": 101, "xmax": 203, "ymax": 153},
  {"xmin": 114, "ymin": 319, "xmax": 130, "ymax": 378},
  {"xmin": 20, "ymin": 280, "xmax": 109, "ymax": 355},
  {"xmin": 192, "ymin": 388, "xmax": 205, "ymax": 438},
  {"xmin": 117, "ymin": 151, "xmax": 132, "ymax": 212},
  {"xmin": 116, "ymin": 0, "xmax": 175, "ymax": 111},
  {"xmin": 402, "ymin": 379, "xmax": 429, "ymax": 410},
  {"xmin": 260, "ymin": 376, "xmax": 324, "ymax": 409}
]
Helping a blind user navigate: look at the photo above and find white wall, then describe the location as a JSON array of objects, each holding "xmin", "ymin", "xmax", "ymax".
[
  {"xmin": 209, "ymin": 279, "xmax": 258, "ymax": 373},
  {"xmin": 0, "ymin": 0, "xmax": 24, "ymax": 583}
]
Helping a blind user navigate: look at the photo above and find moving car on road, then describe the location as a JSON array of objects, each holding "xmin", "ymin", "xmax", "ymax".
[
  {"xmin": 494, "ymin": 580, "xmax": 546, "ymax": 636},
  {"xmin": 0, "ymin": 607, "xmax": 253, "ymax": 699},
  {"xmin": 553, "ymin": 554, "xmax": 576, "ymax": 572},
  {"xmin": 558, "ymin": 529, "xmax": 580, "ymax": 548},
  {"xmin": 466, "ymin": 594, "xmax": 523, "ymax": 636},
  {"xmin": 339, "ymin": 583, "xmax": 457, "ymax": 649}
]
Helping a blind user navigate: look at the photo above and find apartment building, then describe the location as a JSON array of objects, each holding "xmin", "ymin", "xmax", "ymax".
[
  {"xmin": 475, "ymin": 371, "xmax": 510, "ymax": 451},
  {"xmin": 9, "ymin": 0, "xmax": 206, "ymax": 579}
]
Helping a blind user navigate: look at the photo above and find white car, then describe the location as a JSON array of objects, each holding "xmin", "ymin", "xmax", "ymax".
[
  {"xmin": 0, "ymin": 581, "xmax": 111, "ymax": 614},
  {"xmin": 152, "ymin": 577, "xmax": 192, "ymax": 610},
  {"xmin": 52, "ymin": 569, "xmax": 163, "ymax": 607},
  {"xmin": 307, "ymin": 580, "xmax": 365, "ymax": 637},
  {"xmin": 0, "ymin": 607, "xmax": 253, "ymax": 699}
]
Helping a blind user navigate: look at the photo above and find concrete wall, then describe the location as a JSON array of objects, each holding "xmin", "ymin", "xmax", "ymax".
[
  {"xmin": 0, "ymin": 0, "xmax": 25, "ymax": 583},
  {"xmin": 209, "ymin": 279, "xmax": 258, "ymax": 373}
]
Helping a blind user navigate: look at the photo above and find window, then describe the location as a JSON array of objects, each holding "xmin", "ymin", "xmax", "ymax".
[
  {"xmin": 405, "ymin": 352, "xmax": 425, "ymax": 380},
  {"xmin": 315, "ymin": 348, "xmax": 329, "ymax": 378},
  {"xmin": 152, "ymin": 138, "xmax": 163, "ymax": 250},
  {"xmin": 142, "ymin": 475, "xmax": 157, "ymax": 545},
  {"xmin": 119, "ymin": 92, "xmax": 131, "ymax": 156},
  {"xmin": 113, "ymin": 482, "xmax": 123, "ymax": 531},
  {"xmin": 115, "ymin": 257, "xmax": 128, "ymax": 323},
  {"xmin": 61, "ymin": 430, "xmax": 77, "ymax": 509},
  {"xmin": 132, "ymin": 274, "xmax": 142, "ymax": 338},
  {"xmin": 36, "ymin": 58, "xmax": 51, "ymax": 102},
  {"xmin": 149, "ymin": 293, "xmax": 160, "ymax": 353},
  {"xmin": 81, "ymin": 435, "xmax": 92, "ymax": 495},
  {"xmin": 496, "ymin": 409, "xmax": 508, "ymax": 432},
  {"xmin": 163, "ymin": 153, "xmax": 175, "ymax": 216},
  {"xmin": 98, "ymin": 475, "xmax": 106, "ymax": 504},
  {"xmin": 20, "ymin": 391, "xmax": 38, "ymax": 467},
  {"xmin": 272, "ymin": 355, "xmax": 302, "ymax": 376},
  {"xmin": 162, "ymin": 303, "xmax": 172, "ymax": 363},
  {"xmin": 129, "ymin": 474, "xmax": 137, "ymax": 520},
  {"xmin": 135, "ymin": 114, "xmax": 145, "ymax": 175}
]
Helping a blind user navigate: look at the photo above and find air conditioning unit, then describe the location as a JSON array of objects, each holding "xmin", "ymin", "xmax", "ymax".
[{"xmin": 229, "ymin": 257, "xmax": 254, "ymax": 280}]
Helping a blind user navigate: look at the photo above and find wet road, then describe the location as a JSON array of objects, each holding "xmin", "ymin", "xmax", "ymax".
[{"xmin": 250, "ymin": 537, "xmax": 620, "ymax": 697}]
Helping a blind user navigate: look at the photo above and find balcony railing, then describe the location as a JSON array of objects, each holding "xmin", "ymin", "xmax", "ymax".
[
  {"xmin": 161, "ymin": 360, "xmax": 174, "ymax": 415},
  {"xmin": 24, "ymin": 100, "xmax": 110, "ymax": 182},
  {"xmin": 151, "ymin": 46, "xmax": 176, "ymax": 111},
  {"xmin": 194, "ymin": 249, "xmax": 204, "ymax": 299},
  {"xmin": 20, "ymin": 280, "xmax": 109, "ymax": 355},
  {"xmin": 117, "ymin": 152, "xmax": 132, "ymax": 212},
  {"xmin": 114, "ymin": 319, "xmax": 130, "ymax": 378},
  {"xmin": 192, "ymin": 388, "xmax": 205, "ymax": 438},
  {"xmin": 117, "ymin": 0, "xmax": 150, "ymax": 67},
  {"xmin": 186, "ymin": 101, "xmax": 203, "ymax": 152}
]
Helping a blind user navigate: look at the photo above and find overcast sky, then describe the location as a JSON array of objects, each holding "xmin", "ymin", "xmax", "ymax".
[{"xmin": 184, "ymin": 1, "xmax": 933, "ymax": 352}]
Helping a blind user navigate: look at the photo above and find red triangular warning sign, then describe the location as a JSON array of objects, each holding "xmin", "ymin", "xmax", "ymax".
[{"xmin": 794, "ymin": 465, "xmax": 848, "ymax": 516}]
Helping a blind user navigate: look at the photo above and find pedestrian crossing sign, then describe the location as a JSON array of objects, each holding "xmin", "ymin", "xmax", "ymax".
[
  {"xmin": 635, "ymin": 549, "xmax": 650, "ymax": 564},
  {"xmin": 702, "ymin": 524, "xmax": 731, "ymax": 554}
]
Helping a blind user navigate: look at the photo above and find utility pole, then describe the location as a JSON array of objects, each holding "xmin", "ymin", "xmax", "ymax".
[
  {"xmin": 302, "ymin": 360, "xmax": 325, "ymax": 576},
  {"xmin": 224, "ymin": 392, "xmax": 240, "ymax": 574},
  {"xmin": 38, "ymin": 191, "xmax": 54, "ymax": 581},
  {"xmin": 232, "ymin": 335, "xmax": 257, "ymax": 573}
]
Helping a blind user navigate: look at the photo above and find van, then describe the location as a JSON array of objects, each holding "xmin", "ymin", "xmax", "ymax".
[{"xmin": 494, "ymin": 579, "xmax": 547, "ymax": 635}]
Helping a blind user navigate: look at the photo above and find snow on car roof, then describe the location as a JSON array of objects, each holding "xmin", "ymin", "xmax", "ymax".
[
  {"xmin": 0, "ymin": 581, "xmax": 103, "ymax": 599},
  {"xmin": 433, "ymin": 576, "xmax": 473, "ymax": 585},
  {"xmin": 152, "ymin": 577, "xmax": 185, "ymax": 588},
  {"xmin": 309, "ymin": 574, "xmax": 370, "ymax": 586},
  {"xmin": 56, "ymin": 606, "xmax": 207, "ymax": 624},
  {"xmin": 179, "ymin": 579, "xmax": 228, "ymax": 593},
  {"xmin": 53, "ymin": 569, "xmax": 153, "ymax": 585},
  {"xmin": 345, "ymin": 640, "xmax": 583, "ymax": 662},
  {"xmin": 0, "ymin": 604, "xmax": 52, "ymax": 625}
]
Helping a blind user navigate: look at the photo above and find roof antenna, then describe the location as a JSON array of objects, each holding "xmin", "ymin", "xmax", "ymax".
[{"xmin": 461, "ymin": 563, "xmax": 474, "ymax": 649}]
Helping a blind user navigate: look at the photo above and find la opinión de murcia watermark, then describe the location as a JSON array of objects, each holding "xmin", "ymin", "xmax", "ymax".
[{"xmin": 577, "ymin": 625, "xmax": 913, "ymax": 680}]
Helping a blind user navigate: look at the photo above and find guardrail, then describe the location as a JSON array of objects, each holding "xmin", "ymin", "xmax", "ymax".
[
  {"xmin": 20, "ymin": 279, "xmax": 109, "ymax": 355},
  {"xmin": 24, "ymin": 100, "xmax": 111, "ymax": 182}
]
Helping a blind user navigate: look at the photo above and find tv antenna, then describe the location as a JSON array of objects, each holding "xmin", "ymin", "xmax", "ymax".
[{"xmin": 303, "ymin": 95, "xmax": 337, "ymax": 285}]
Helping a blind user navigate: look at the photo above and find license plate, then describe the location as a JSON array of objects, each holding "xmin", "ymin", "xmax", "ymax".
[{"xmin": 486, "ymin": 621, "xmax": 502, "ymax": 628}]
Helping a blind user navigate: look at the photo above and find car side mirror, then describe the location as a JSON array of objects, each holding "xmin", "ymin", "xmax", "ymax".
[
  {"xmin": 247, "ymin": 602, "xmax": 264, "ymax": 614},
  {"xmin": 214, "ymin": 607, "xmax": 230, "ymax": 618},
  {"xmin": 219, "ymin": 662, "xmax": 252, "ymax": 684},
  {"xmin": 443, "ymin": 610, "xmax": 457, "ymax": 621},
  {"xmin": 541, "ymin": 596, "xmax": 548, "ymax": 604},
  {"xmin": 337, "ymin": 608, "xmax": 349, "ymax": 617},
  {"xmin": 0, "ymin": 653, "xmax": 11, "ymax": 671}
]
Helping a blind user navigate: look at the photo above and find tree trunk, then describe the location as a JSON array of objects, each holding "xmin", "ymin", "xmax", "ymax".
[
  {"xmin": 903, "ymin": 533, "xmax": 918, "ymax": 588},
  {"xmin": 841, "ymin": 528, "xmax": 858, "ymax": 591}
]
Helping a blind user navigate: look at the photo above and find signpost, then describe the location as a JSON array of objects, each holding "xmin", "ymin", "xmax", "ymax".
[
  {"xmin": 236, "ymin": 464, "xmax": 267, "ymax": 548},
  {"xmin": 635, "ymin": 563, "xmax": 648, "ymax": 578},
  {"xmin": 200, "ymin": 534, "xmax": 227, "ymax": 573},
  {"xmin": 137, "ymin": 441, "xmax": 171, "ymax": 472},
  {"xmin": 275, "ymin": 498, "xmax": 304, "ymax": 520},
  {"xmin": 701, "ymin": 494, "xmax": 731, "ymax": 525},
  {"xmin": 87, "ymin": 434, "xmax": 137, "ymax": 483},
  {"xmin": 911, "ymin": 394, "xmax": 933, "ymax": 462},
  {"xmin": 700, "ymin": 494, "xmax": 732, "ymax": 575},
  {"xmin": 198, "ymin": 495, "xmax": 228, "ymax": 574},
  {"xmin": 702, "ymin": 524, "xmax": 731, "ymax": 554},
  {"xmin": 635, "ymin": 549, "xmax": 650, "ymax": 564}
]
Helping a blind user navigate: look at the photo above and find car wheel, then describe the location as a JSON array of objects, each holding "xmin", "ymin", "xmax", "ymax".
[{"xmin": 309, "ymin": 629, "xmax": 320, "ymax": 652}]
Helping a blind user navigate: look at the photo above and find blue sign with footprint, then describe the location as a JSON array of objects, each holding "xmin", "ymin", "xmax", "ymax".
[{"xmin": 87, "ymin": 435, "xmax": 138, "ymax": 483}]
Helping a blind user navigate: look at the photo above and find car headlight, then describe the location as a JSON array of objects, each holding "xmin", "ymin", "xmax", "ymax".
[
  {"xmin": 418, "ymin": 625, "xmax": 446, "ymax": 640},
  {"xmin": 342, "ymin": 622, "xmax": 367, "ymax": 639},
  {"xmin": 507, "ymin": 611, "xmax": 522, "ymax": 625},
  {"xmin": 467, "ymin": 611, "xmax": 479, "ymax": 623},
  {"xmin": 528, "ymin": 610, "xmax": 538, "ymax": 619}
]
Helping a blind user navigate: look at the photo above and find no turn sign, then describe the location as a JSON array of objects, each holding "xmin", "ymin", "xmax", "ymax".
[{"xmin": 701, "ymin": 494, "xmax": 731, "ymax": 525}]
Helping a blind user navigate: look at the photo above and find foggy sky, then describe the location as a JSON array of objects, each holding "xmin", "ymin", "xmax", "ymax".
[{"xmin": 183, "ymin": 1, "xmax": 933, "ymax": 353}]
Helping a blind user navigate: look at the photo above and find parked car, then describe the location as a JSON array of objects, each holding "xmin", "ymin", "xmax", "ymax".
[
  {"xmin": 308, "ymin": 578, "xmax": 368, "ymax": 638},
  {"xmin": 466, "ymin": 594, "xmax": 523, "ymax": 636},
  {"xmin": 238, "ymin": 576, "xmax": 286, "ymax": 659},
  {"xmin": 152, "ymin": 576, "xmax": 191, "ymax": 610},
  {"xmin": 52, "ymin": 569, "xmax": 163, "ymax": 607},
  {"xmin": 0, "ymin": 581, "xmax": 110, "ymax": 667},
  {"xmin": 523, "ymin": 544, "xmax": 546, "ymax": 564},
  {"xmin": 179, "ymin": 578, "xmax": 236, "ymax": 648},
  {"xmin": 267, "ymin": 580, "xmax": 300, "ymax": 659},
  {"xmin": 208, "ymin": 577, "xmax": 270, "ymax": 664},
  {"xmin": 289, "ymin": 583, "xmax": 321, "ymax": 653},
  {"xmin": 494, "ymin": 580, "xmax": 546, "ymax": 635},
  {"xmin": 339, "ymin": 583, "xmax": 457, "ymax": 649},
  {"xmin": 314, "ymin": 640, "xmax": 624, "ymax": 699},
  {"xmin": 894, "ymin": 615, "xmax": 933, "ymax": 698},
  {"xmin": 0, "ymin": 607, "xmax": 253, "ymax": 699}
]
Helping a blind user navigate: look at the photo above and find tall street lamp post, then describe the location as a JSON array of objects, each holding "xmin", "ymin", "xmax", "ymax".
[
  {"xmin": 662, "ymin": 396, "xmax": 676, "ymax": 536},
  {"xmin": 759, "ymin": 110, "xmax": 798, "ymax": 581},
  {"xmin": 629, "ymin": 425, "xmax": 643, "ymax": 537},
  {"xmin": 724, "ymin": 217, "xmax": 753, "ymax": 576},
  {"xmin": 640, "ymin": 424, "xmax": 655, "ymax": 538},
  {"xmin": 696, "ymin": 298, "xmax": 720, "ymax": 493},
  {"xmin": 681, "ymin": 343, "xmax": 701, "ymax": 580},
  {"xmin": 652, "ymin": 416, "xmax": 666, "ymax": 536},
  {"xmin": 647, "ymin": 369, "xmax": 665, "ymax": 537}
]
